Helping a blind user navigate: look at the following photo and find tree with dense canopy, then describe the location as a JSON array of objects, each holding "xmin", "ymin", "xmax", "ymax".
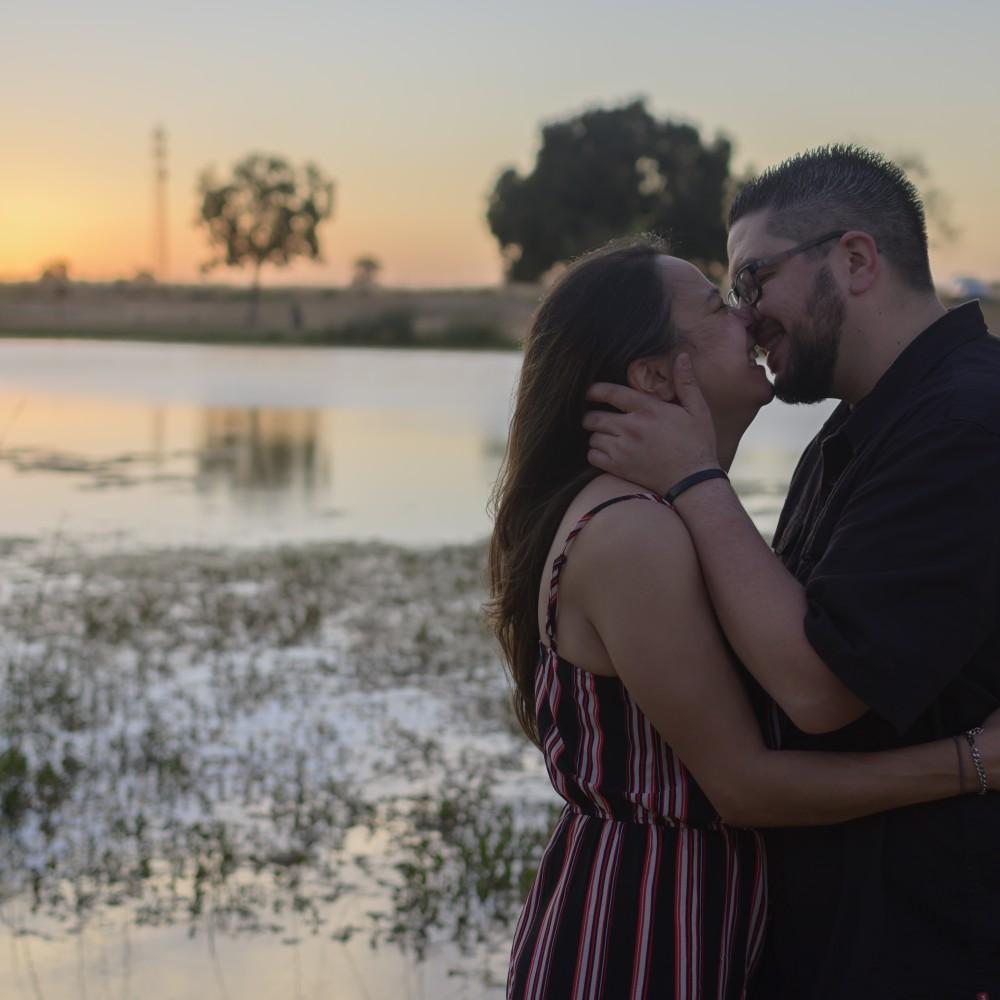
[
  {"xmin": 487, "ymin": 101, "xmax": 733, "ymax": 283},
  {"xmin": 197, "ymin": 154, "xmax": 334, "ymax": 321}
]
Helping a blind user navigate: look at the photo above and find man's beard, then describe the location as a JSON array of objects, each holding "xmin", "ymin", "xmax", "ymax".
[{"xmin": 773, "ymin": 265, "xmax": 845, "ymax": 404}]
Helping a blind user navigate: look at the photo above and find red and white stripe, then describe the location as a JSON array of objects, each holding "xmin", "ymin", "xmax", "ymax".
[
  {"xmin": 575, "ymin": 670, "xmax": 612, "ymax": 817},
  {"xmin": 509, "ymin": 807, "xmax": 572, "ymax": 969},
  {"xmin": 715, "ymin": 825, "xmax": 741, "ymax": 999},
  {"xmin": 629, "ymin": 825, "xmax": 663, "ymax": 999},
  {"xmin": 744, "ymin": 831, "xmax": 767, "ymax": 983},
  {"xmin": 522, "ymin": 813, "xmax": 589, "ymax": 999},
  {"xmin": 674, "ymin": 826, "xmax": 704, "ymax": 999},
  {"xmin": 570, "ymin": 821, "xmax": 626, "ymax": 999}
]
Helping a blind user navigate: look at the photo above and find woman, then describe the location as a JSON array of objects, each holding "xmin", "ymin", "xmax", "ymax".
[{"xmin": 487, "ymin": 236, "xmax": 999, "ymax": 1000}]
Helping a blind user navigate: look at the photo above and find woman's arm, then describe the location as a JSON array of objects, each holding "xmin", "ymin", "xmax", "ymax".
[{"xmin": 572, "ymin": 501, "xmax": 996, "ymax": 828}]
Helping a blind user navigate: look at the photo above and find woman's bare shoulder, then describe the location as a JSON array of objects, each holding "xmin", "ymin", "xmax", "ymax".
[{"xmin": 562, "ymin": 475, "xmax": 695, "ymax": 572}]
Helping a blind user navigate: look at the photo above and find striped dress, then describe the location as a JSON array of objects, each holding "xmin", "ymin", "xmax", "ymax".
[{"xmin": 507, "ymin": 495, "xmax": 767, "ymax": 1000}]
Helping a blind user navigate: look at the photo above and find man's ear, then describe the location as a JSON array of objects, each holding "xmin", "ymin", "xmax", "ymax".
[
  {"xmin": 626, "ymin": 355, "xmax": 676, "ymax": 401},
  {"xmin": 840, "ymin": 230, "xmax": 880, "ymax": 295}
]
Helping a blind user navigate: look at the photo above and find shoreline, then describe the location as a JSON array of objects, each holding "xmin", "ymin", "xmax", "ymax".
[
  {"xmin": 0, "ymin": 293, "xmax": 993, "ymax": 353},
  {"xmin": 0, "ymin": 283, "xmax": 540, "ymax": 351},
  {"xmin": 0, "ymin": 326, "xmax": 523, "ymax": 351}
]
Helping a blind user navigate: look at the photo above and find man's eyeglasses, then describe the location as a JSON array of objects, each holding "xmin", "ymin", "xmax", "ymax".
[{"xmin": 727, "ymin": 231, "xmax": 847, "ymax": 308}]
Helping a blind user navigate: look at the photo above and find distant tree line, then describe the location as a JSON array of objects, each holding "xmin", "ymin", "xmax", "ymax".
[
  {"xmin": 187, "ymin": 102, "xmax": 958, "ymax": 322},
  {"xmin": 192, "ymin": 104, "xmax": 735, "ymax": 307}
]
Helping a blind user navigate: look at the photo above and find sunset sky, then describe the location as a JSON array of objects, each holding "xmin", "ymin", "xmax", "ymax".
[{"xmin": 4, "ymin": 0, "xmax": 998, "ymax": 288}]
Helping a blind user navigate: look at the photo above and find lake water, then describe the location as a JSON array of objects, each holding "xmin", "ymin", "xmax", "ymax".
[
  {"xmin": 0, "ymin": 339, "xmax": 838, "ymax": 550},
  {"xmin": 0, "ymin": 339, "xmax": 839, "ymax": 1000}
]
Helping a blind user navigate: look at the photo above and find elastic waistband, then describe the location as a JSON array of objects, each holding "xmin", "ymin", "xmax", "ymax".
[{"xmin": 563, "ymin": 804, "xmax": 722, "ymax": 832}]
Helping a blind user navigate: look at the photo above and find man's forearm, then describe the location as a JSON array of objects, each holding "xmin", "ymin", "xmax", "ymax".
[{"xmin": 672, "ymin": 477, "xmax": 867, "ymax": 733}]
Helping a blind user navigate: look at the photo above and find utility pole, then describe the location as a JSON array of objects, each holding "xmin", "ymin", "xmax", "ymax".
[{"xmin": 152, "ymin": 126, "xmax": 168, "ymax": 281}]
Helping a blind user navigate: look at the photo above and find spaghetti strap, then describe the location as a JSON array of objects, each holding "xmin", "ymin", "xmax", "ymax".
[{"xmin": 543, "ymin": 492, "xmax": 669, "ymax": 651}]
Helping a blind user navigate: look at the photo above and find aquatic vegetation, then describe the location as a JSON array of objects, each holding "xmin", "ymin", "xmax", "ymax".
[
  {"xmin": 0, "ymin": 538, "xmax": 557, "ymax": 985},
  {"xmin": 376, "ymin": 779, "xmax": 560, "ymax": 961}
]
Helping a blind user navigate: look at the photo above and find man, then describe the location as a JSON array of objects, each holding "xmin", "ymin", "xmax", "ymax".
[{"xmin": 583, "ymin": 146, "xmax": 1000, "ymax": 998}]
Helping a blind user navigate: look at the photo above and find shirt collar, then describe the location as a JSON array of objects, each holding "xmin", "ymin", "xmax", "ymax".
[{"xmin": 836, "ymin": 301, "xmax": 989, "ymax": 449}]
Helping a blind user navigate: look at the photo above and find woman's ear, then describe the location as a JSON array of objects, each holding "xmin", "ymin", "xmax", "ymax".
[{"xmin": 627, "ymin": 354, "xmax": 676, "ymax": 401}]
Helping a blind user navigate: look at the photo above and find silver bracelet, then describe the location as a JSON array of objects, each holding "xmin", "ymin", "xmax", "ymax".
[{"xmin": 964, "ymin": 726, "xmax": 989, "ymax": 796}]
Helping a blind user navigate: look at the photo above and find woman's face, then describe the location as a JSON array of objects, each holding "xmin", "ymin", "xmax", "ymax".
[{"xmin": 656, "ymin": 255, "xmax": 774, "ymax": 423}]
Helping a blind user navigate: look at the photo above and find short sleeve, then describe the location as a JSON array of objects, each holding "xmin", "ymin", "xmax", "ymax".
[{"xmin": 803, "ymin": 417, "xmax": 1000, "ymax": 734}]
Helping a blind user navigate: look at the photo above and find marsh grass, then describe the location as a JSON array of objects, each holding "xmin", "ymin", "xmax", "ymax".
[{"xmin": 0, "ymin": 538, "xmax": 556, "ymax": 985}]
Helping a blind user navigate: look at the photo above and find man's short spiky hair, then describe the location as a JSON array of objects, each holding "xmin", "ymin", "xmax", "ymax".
[{"xmin": 728, "ymin": 145, "xmax": 934, "ymax": 292}]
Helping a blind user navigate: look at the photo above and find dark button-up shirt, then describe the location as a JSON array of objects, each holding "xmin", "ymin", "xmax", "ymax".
[{"xmin": 754, "ymin": 302, "xmax": 1000, "ymax": 998}]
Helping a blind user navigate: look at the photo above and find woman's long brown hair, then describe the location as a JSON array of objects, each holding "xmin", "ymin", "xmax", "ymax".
[{"xmin": 487, "ymin": 236, "xmax": 680, "ymax": 745}]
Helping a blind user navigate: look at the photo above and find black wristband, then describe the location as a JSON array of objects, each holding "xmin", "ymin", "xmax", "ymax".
[{"xmin": 663, "ymin": 468, "xmax": 728, "ymax": 505}]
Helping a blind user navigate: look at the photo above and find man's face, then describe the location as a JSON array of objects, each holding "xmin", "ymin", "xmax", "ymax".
[{"xmin": 727, "ymin": 211, "xmax": 846, "ymax": 404}]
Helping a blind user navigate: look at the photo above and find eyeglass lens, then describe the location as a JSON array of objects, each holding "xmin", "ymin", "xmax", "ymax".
[{"xmin": 735, "ymin": 270, "xmax": 758, "ymax": 307}]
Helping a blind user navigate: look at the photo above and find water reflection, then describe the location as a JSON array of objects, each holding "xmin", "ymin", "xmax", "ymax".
[
  {"xmin": 196, "ymin": 408, "xmax": 329, "ymax": 496},
  {"xmin": 0, "ymin": 340, "xmax": 838, "ymax": 550},
  {"xmin": 0, "ymin": 342, "xmax": 531, "ymax": 548}
]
